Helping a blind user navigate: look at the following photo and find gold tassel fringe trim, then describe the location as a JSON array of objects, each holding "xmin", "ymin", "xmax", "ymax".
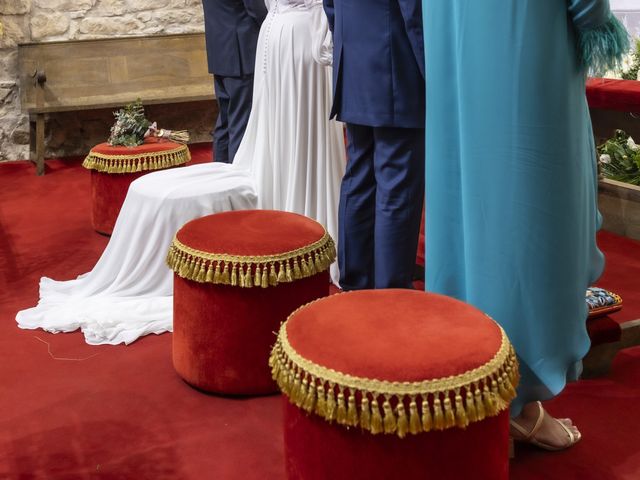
[
  {"xmin": 166, "ymin": 231, "xmax": 336, "ymax": 289},
  {"xmin": 270, "ymin": 314, "xmax": 519, "ymax": 438},
  {"xmin": 82, "ymin": 145, "xmax": 190, "ymax": 173}
]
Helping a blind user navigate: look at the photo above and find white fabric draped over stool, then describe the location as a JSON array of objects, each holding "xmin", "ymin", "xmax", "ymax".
[{"xmin": 16, "ymin": 164, "xmax": 258, "ymax": 344}]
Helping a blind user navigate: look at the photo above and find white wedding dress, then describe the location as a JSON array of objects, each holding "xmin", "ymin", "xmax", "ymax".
[{"xmin": 16, "ymin": 0, "xmax": 346, "ymax": 345}]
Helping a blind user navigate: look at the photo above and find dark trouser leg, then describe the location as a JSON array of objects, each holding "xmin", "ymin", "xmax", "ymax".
[
  {"xmin": 338, "ymin": 124, "xmax": 376, "ymax": 290},
  {"xmin": 225, "ymin": 74, "xmax": 254, "ymax": 163},
  {"xmin": 213, "ymin": 75, "xmax": 230, "ymax": 163},
  {"xmin": 373, "ymin": 127, "xmax": 425, "ymax": 288}
]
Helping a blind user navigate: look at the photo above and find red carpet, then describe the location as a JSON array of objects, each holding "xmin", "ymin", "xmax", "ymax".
[
  {"xmin": 0, "ymin": 147, "xmax": 284, "ymax": 479},
  {"xmin": 594, "ymin": 231, "xmax": 640, "ymax": 324},
  {"xmin": 510, "ymin": 347, "xmax": 640, "ymax": 480},
  {"xmin": 1, "ymin": 147, "xmax": 639, "ymax": 479}
]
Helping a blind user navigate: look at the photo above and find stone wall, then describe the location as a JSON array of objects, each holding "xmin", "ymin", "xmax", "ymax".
[{"xmin": 0, "ymin": 0, "xmax": 213, "ymax": 162}]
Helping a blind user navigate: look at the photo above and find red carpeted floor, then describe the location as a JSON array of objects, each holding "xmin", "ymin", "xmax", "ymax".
[
  {"xmin": 1, "ymin": 147, "xmax": 639, "ymax": 479},
  {"xmin": 594, "ymin": 231, "xmax": 640, "ymax": 324}
]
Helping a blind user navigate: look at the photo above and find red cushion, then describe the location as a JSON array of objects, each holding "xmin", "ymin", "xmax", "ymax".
[
  {"xmin": 277, "ymin": 290, "xmax": 515, "ymax": 480},
  {"xmin": 176, "ymin": 210, "xmax": 326, "ymax": 257},
  {"xmin": 91, "ymin": 137, "xmax": 185, "ymax": 156},
  {"xmin": 91, "ymin": 170, "xmax": 146, "ymax": 235},
  {"xmin": 271, "ymin": 289, "xmax": 517, "ymax": 444},
  {"xmin": 84, "ymin": 138, "xmax": 190, "ymax": 174},
  {"xmin": 284, "ymin": 400, "xmax": 510, "ymax": 480},
  {"xmin": 586, "ymin": 78, "xmax": 640, "ymax": 112},
  {"xmin": 286, "ymin": 289, "xmax": 502, "ymax": 382},
  {"xmin": 90, "ymin": 160, "xmax": 183, "ymax": 235},
  {"xmin": 173, "ymin": 271, "xmax": 329, "ymax": 395},
  {"xmin": 172, "ymin": 210, "xmax": 334, "ymax": 394},
  {"xmin": 87, "ymin": 138, "xmax": 188, "ymax": 234}
]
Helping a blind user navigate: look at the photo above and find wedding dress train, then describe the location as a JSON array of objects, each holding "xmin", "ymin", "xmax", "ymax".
[
  {"xmin": 16, "ymin": 164, "xmax": 258, "ymax": 345},
  {"xmin": 16, "ymin": 0, "xmax": 345, "ymax": 345}
]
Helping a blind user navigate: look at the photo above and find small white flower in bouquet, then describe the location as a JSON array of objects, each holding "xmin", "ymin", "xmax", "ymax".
[{"xmin": 599, "ymin": 153, "xmax": 612, "ymax": 164}]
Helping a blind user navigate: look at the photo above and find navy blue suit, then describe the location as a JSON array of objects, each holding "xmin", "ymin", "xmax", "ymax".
[
  {"xmin": 324, "ymin": 0, "xmax": 425, "ymax": 290},
  {"xmin": 202, "ymin": 0, "xmax": 267, "ymax": 163}
]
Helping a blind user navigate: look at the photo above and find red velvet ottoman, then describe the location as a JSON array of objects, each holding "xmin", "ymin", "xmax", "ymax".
[
  {"xmin": 83, "ymin": 138, "xmax": 190, "ymax": 235},
  {"xmin": 270, "ymin": 289, "xmax": 519, "ymax": 480},
  {"xmin": 167, "ymin": 210, "xmax": 335, "ymax": 395}
]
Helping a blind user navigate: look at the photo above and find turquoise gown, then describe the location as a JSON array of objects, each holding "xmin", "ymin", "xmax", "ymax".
[{"xmin": 422, "ymin": 0, "xmax": 626, "ymax": 415}]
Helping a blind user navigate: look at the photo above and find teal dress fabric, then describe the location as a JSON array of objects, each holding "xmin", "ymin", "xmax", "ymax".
[{"xmin": 422, "ymin": 0, "xmax": 612, "ymax": 415}]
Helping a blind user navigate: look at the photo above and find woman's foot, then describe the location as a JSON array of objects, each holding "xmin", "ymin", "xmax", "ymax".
[{"xmin": 510, "ymin": 401, "xmax": 581, "ymax": 451}]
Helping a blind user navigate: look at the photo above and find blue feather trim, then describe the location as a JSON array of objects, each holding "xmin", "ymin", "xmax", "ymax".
[{"xmin": 577, "ymin": 13, "xmax": 630, "ymax": 75}]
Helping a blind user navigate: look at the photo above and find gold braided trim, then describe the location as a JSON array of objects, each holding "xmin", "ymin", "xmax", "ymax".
[
  {"xmin": 269, "ymin": 310, "xmax": 519, "ymax": 438},
  {"xmin": 82, "ymin": 145, "xmax": 190, "ymax": 173},
  {"xmin": 610, "ymin": 291, "xmax": 623, "ymax": 305},
  {"xmin": 166, "ymin": 231, "xmax": 336, "ymax": 288}
]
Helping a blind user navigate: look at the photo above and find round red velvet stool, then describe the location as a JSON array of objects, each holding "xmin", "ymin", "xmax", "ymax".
[
  {"xmin": 270, "ymin": 289, "xmax": 520, "ymax": 480},
  {"xmin": 166, "ymin": 210, "xmax": 335, "ymax": 395},
  {"xmin": 83, "ymin": 138, "xmax": 190, "ymax": 235}
]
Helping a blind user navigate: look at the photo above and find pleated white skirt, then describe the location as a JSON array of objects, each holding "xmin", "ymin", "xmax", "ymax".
[{"xmin": 235, "ymin": 4, "xmax": 346, "ymax": 280}]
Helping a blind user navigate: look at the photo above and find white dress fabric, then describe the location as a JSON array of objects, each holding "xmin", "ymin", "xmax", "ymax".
[
  {"xmin": 16, "ymin": 1, "xmax": 345, "ymax": 345},
  {"xmin": 236, "ymin": 0, "xmax": 345, "ymax": 280},
  {"xmin": 16, "ymin": 164, "xmax": 258, "ymax": 345}
]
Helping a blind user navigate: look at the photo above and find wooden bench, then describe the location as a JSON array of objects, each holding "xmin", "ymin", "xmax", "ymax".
[{"xmin": 18, "ymin": 33, "xmax": 214, "ymax": 175}]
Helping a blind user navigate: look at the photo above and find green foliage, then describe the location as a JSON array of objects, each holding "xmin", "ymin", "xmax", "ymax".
[
  {"xmin": 108, "ymin": 99, "xmax": 151, "ymax": 147},
  {"xmin": 598, "ymin": 130, "xmax": 640, "ymax": 186},
  {"xmin": 621, "ymin": 38, "xmax": 640, "ymax": 81}
]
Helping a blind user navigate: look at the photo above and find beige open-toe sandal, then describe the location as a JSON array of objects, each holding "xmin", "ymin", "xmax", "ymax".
[{"xmin": 510, "ymin": 401, "xmax": 581, "ymax": 452}]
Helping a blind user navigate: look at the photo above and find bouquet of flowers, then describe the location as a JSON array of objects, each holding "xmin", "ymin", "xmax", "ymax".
[
  {"xmin": 598, "ymin": 129, "xmax": 640, "ymax": 186},
  {"xmin": 108, "ymin": 99, "xmax": 189, "ymax": 147}
]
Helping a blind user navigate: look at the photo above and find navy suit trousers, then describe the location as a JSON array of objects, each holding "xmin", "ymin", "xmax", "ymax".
[
  {"xmin": 339, "ymin": 124, "xmax": 425, "ymax": 290},
  {"xmin": 213, "ymin": 74, "xmax": 254, "ymax": 163}
]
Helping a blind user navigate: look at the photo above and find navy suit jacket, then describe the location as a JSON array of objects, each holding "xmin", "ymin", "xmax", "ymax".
[
  {"xmin": 324, "ymin": 0, "xmax": 425, "ymax": 128},
  {"xmin": 202, "ymin": 0, "xmax": 268, "ymax": 77}
]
